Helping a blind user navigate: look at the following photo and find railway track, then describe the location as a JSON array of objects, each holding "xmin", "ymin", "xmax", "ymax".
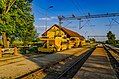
[
  {"xmin": 105, "ymin": 44, "xmax": 119, "ymax": 56},
  {"xmin": 15, "ymin": 48, "xmax": 93, "ymax": 79},
  {"xmin": 55, "ymin": 47, "xmax": 96, "ymax": 79},
  {"xmin": 11, "ymin": 44, "xmax": 119, "ymax": 79},
  {"xmin": 43, "ymin": 48, "xmax": 95, "ymax": 79},
  {"xmin": 16, "ymin": 45, "xmax": 119, "ymax": 79},
  {"xmin": 104, "ymin": 45, "xmax": 119, "ymax": 79}
]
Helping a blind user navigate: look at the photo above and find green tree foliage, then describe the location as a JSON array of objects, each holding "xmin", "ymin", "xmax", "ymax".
[
  {"xmin": 89, "ymin": 38, "xmax": 96, "ymax": 43},
  {"xmin": 106, "ymin": 31, "xmax": 116, "ymax": 45},
  {"xmin": 26, "ymin": 0, "xmax": 33, "ymax": 3},
  {"xmin": 0, "ymin": 0, "xmax": 36, "ymax": 46}
]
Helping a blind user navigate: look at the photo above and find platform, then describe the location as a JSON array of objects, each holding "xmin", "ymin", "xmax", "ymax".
[{"xmin": 73, "ymin": 47, "xmax": 117, "ymax": 79}]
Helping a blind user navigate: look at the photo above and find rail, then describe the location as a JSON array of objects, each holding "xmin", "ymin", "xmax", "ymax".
[
  {"xmin": 56, "ymin": 47, "xmax": 96, "ymax": 79},
  {"xmin": 103, "ymin": 45, "xmax": 119, "ymax": 79},
  {"xmin": 105, "ymin": 44, "xmax": 119, "ymax": 56},
  {"xmin": 16, "ymin": 48, "xmax": 89, "ymax": 79}
]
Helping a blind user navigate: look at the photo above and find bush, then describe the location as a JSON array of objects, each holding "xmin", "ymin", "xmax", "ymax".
[
  {"xmin": 19, "ymin": 46, "xmax": 38, "ymax": 54},
  {"xmin": 28, "ymin": 46, "xmax": 38, "ymax": 53},
  {"xmin": 12, "ymin": 40, "xmax": 23, "ymax": 46},
  {"xmin": 0, "ymin": 39, "xmax": 3, "ymax": 45},
  {"xmin": 19, "ymin": 47, "xmax": 29, "ymax": 54},
  {"xmin": 115, "ymin": 44, "xmax": 119, "ymax": 48}
]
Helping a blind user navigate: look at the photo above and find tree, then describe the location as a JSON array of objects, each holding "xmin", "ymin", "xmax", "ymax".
[
  {"xmin": 89, "ymin": 38, "xmax": 96, "ymax": 43},
  {"xmin": 106, "ymin": 31, "xmax": 116, "ymax": 45},
  {"xmin": 0, "ymin": 0, "xmax": 36, "ymax": 46}
]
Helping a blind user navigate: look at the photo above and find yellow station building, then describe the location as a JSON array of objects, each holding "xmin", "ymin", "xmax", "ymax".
[{"xmin": 39, "ymin": 24, "xmax": 86, "ymax": 52}]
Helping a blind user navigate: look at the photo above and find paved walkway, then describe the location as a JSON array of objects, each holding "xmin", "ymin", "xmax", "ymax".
[{"xmin": 73, "ymin": 47, "xmax": 117, "ymax": 79}]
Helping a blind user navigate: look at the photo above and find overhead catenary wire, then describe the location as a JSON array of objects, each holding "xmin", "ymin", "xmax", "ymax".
[
  {"xmin": 63, "ymin": 0, "xmax": 86, "ymax": 29},
  {"xmin": 106, "ymin": 18, "xmax": 113, "ymax": 31},
  {"xmin": 112, "ymin": 18, "xmax": 119, "ymax": 25},
  {"xmin": 70, "ymin": 0, "xmax": 84, "ymax": 15},
  {"xmin": 74, "ymin": 0, "xmax": 86, "ymax": 15},
  {"xmin": 64, "ymin": 21, "xmax": 73, "ymax": 27},
  {"xmin": 106, "ymin": 18, "xmax": 119, "ymax": 32},
  {"xmin": 78, "ymin": 19, "xmax": 90, "ymax": 29},
  {"xmin": 36, "ymin": 3, "xmax": 59, "ymax": 27},
  {"xmin": 35, "ymin": 1, "xmax": 58, "ymax": 17},
  {"xmin": 39, "ymin": 7, "xmax": 57, "ymax": 16}
]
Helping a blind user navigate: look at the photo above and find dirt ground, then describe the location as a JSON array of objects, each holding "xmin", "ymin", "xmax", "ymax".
[{"xmin": 0, "ymin": 47, "xmax": 88, "ymax": 78}]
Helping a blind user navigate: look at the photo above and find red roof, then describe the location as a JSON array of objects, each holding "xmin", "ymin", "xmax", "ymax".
[{"xmin": 42, "ymin": 24, "xmax": 85, "ymax": 40}]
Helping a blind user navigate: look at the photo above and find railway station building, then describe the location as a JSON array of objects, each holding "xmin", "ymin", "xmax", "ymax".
[{"xmin": 42, "ymin": 24, "xmax": 86, "ymax": 46}]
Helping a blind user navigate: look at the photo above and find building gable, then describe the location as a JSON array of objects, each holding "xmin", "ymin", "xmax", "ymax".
[{"xmin": 42, "ymin": 24, "xmax": 85, "ymax": 40}]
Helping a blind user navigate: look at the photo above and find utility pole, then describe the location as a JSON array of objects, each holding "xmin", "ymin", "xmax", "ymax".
[
  {"xmin": 58, "ymin": 16, "xmax": 63, "ymax": 26},
  {"xmin": 45, "ymin": 6, "xmax": 53, "ymax": 31}
]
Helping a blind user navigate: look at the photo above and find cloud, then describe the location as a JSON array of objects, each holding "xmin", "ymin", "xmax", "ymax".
[
  {"xmin": 39, "ymin": 16, "xmax": 57, "ymax": 21},
  {"xmin": 39, "ymin": 17, "xmax": 51, "ymax": 21},
  {"xmin": 34, "ymin": 25, "xmax": 45, "ymax": 33},
  {"xmin": 35, "ymin": 25, "xmax": 46, "ymax": 28},
  {"xmin": 50, "ymin": 16, "xmax": 57, "ymax": 19}
]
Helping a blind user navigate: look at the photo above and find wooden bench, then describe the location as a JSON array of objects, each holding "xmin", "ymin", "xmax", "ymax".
[
  {"xmin": 2, "ymin": 48, "xmax": 14, "ymax": 55},
  {"xmin": 0, "ymin": 47, "xmax": 19, "ymax": 58}
]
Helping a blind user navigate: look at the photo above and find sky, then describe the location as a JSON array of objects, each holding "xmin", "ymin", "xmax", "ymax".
[{"xmin": 31, "ymin": 0, "xmax": 119, "ymax": 41}]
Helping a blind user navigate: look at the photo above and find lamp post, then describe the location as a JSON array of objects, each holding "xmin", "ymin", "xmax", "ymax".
[{"xmin": 45, "ymin": 6, "xmax": 53, "ymax": 31}]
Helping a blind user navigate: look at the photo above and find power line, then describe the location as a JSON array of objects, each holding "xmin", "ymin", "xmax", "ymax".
[
  {"xmin": 64, "ymin": 21, "xmax": 73, "ymax": 27},
  {"xmin": 112, "ymin": 18, "xmax": 119, "ymax": 25},
  {"xmin": 108, "ymin": 18, "xmax": 113, "ymax": 26},
  {"xmin": 39, "ymin": 6, "xmax": 58, "ymax": 16},
  {"xmin": 79, "ymin": 20, "xmax": 89, "ymax": 29},
  {"xmin": 58, "ymin": 13, "xmax": 119, "ymax": 21},
  {"xmin": 106, "ymin": 18, "xmax": 119, "ymax": 31},
  {"xmin": 38, "ymin": 11, "xmax": 51, "ymax": 18},
  {"xmin": 74, "ymin": 0, "xmax": 86, "ymax": 15},
  {"xmin": 70, "ymin": 0, "xmax": 83, "ymax": 15},
  {"xmin": 106, "ymin": 18, "xmax": 113, "ymax": 31},
  {"xmin": 35, "ymin": 5, "xmax": 57, "ymax": 19}
]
